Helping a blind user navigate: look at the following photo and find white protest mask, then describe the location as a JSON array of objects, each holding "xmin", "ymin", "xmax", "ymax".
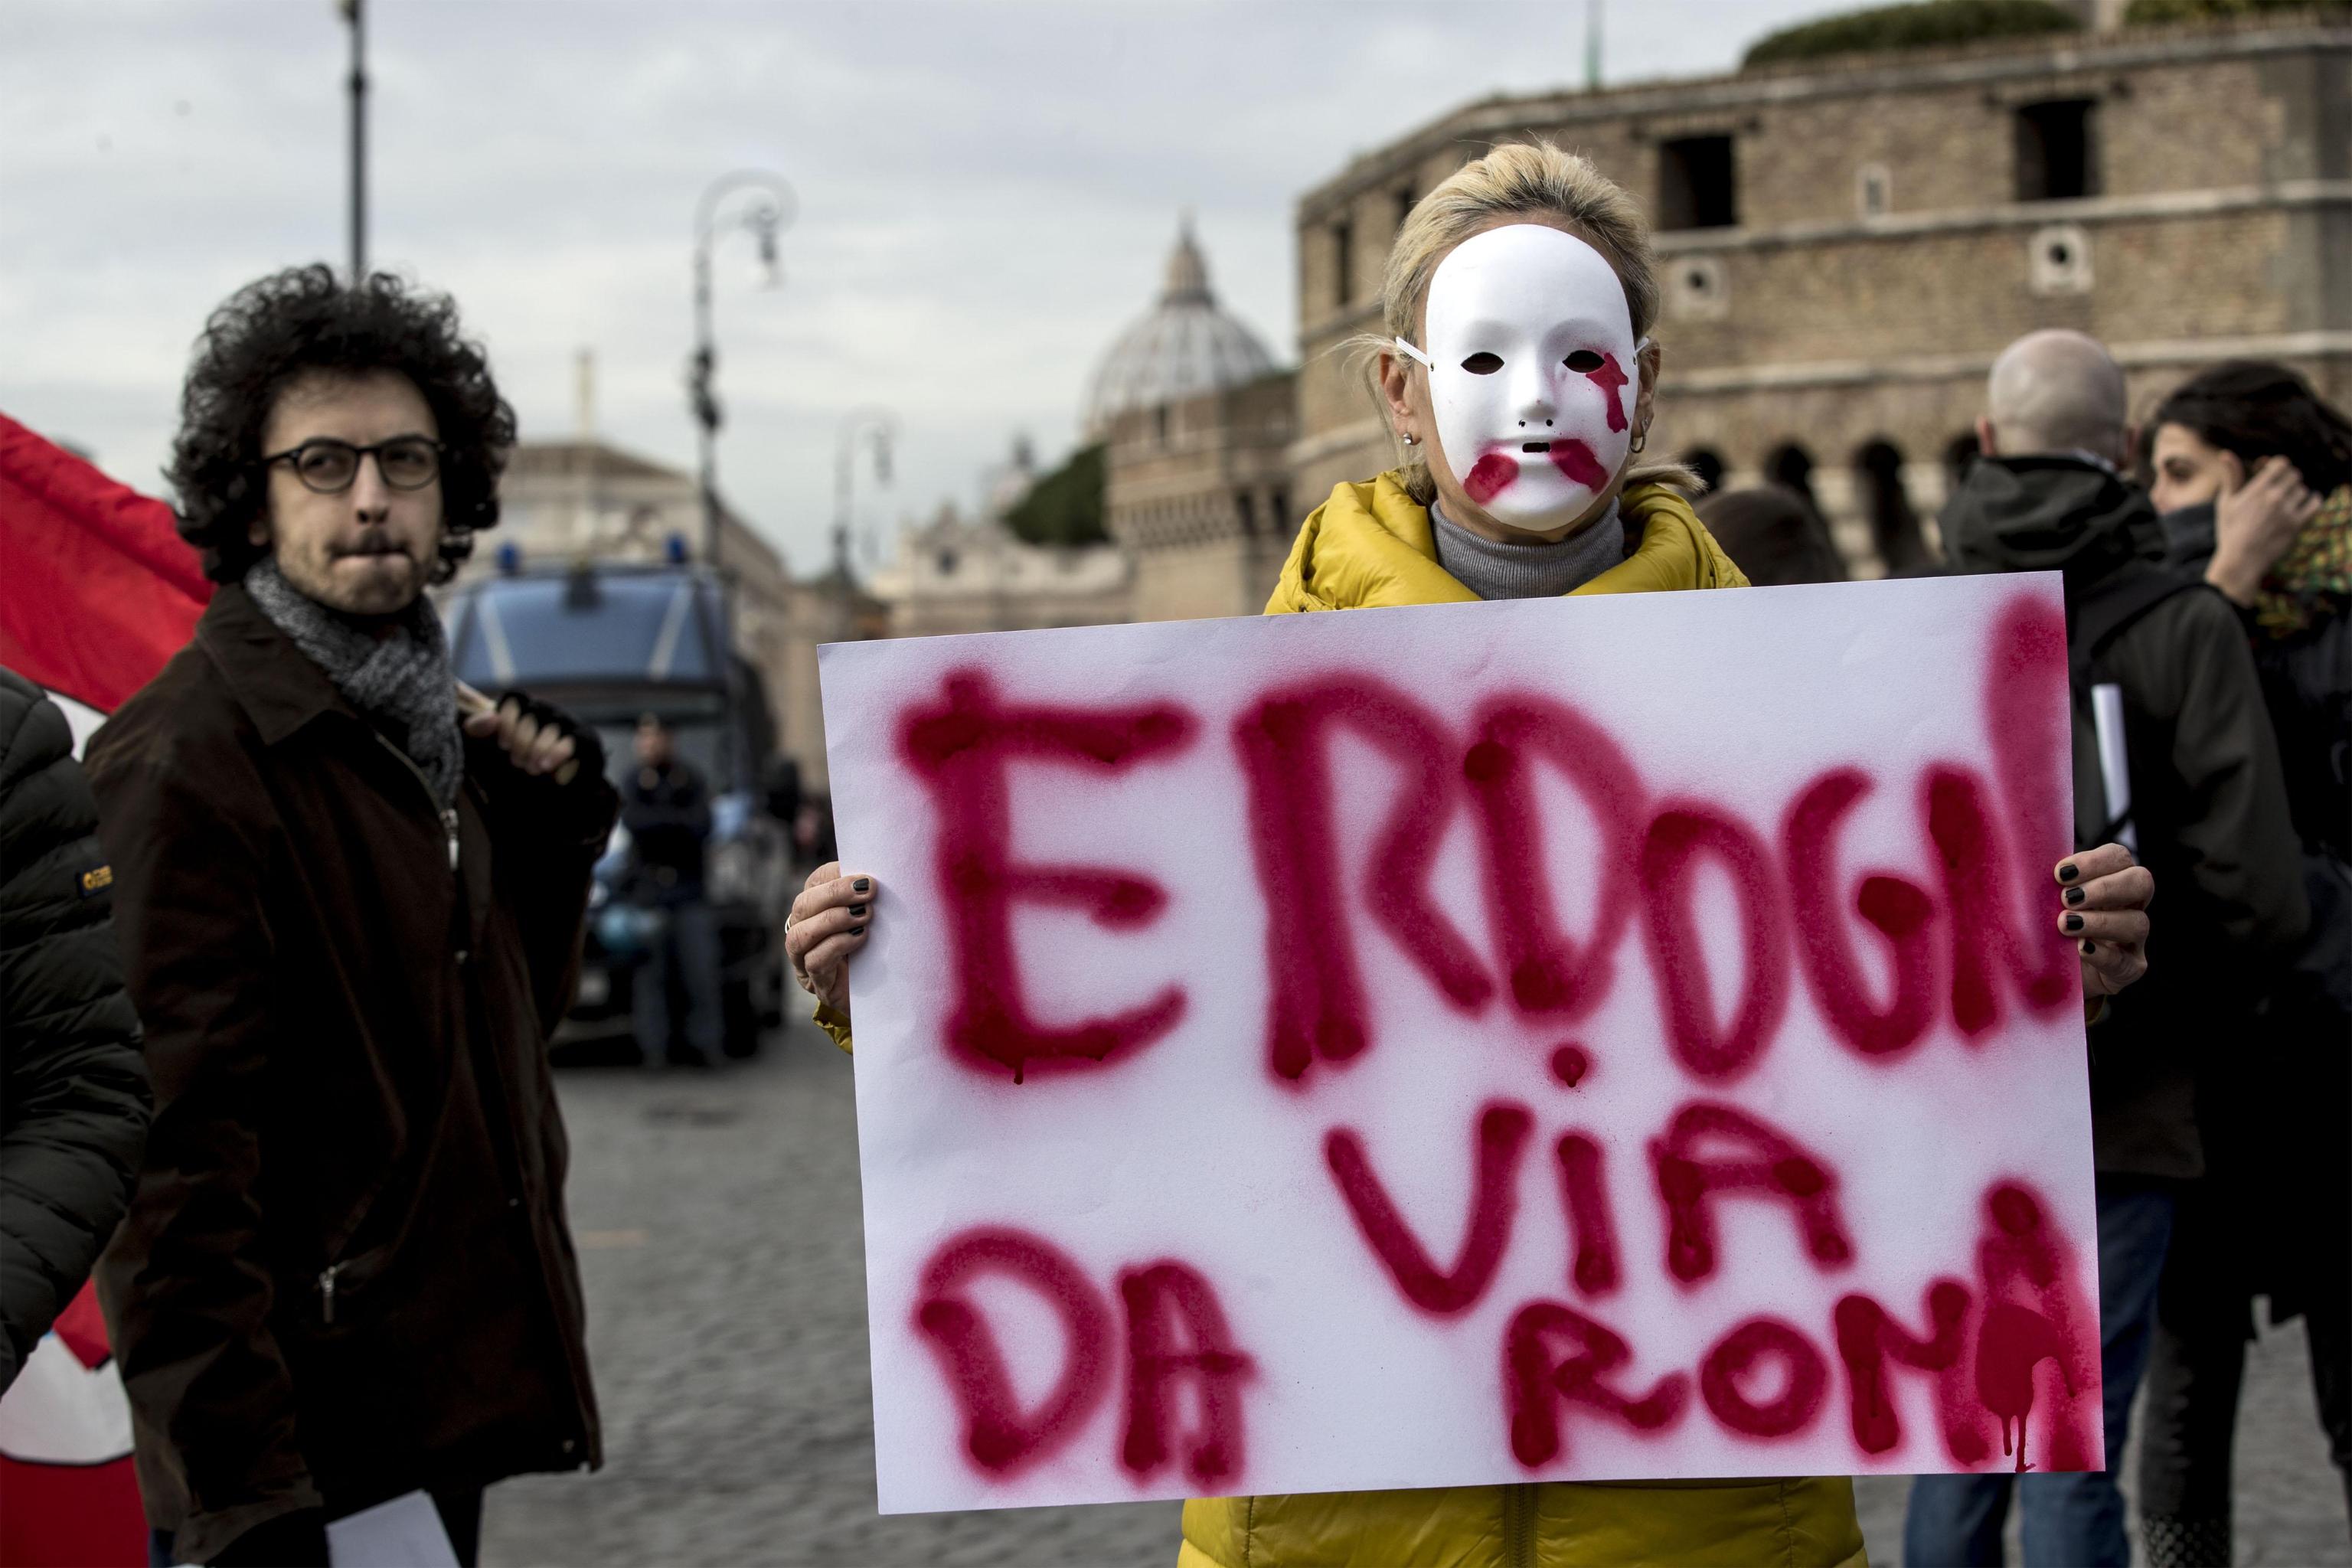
[{"xmin": 1403, "ymin": 224, "xmax": 1642, "ymax": 533}]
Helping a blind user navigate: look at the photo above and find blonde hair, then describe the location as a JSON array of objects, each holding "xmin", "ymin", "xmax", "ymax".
[{"xmin": 1348, "ymin": 140, "xmax": 1692, "ymax": 501}]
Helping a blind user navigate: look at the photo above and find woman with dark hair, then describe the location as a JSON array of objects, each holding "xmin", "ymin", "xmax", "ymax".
[
  {"xmin": 1694, "ymin": 482, "xmax": 1847, "ymax": 586},
  {"xmin": 2138, "ymin": 360, "xmax": 2352, "ymax": 1565}
]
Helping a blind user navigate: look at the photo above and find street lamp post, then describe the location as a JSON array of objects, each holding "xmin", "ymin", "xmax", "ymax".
[
  {"xmin": 832, "ymin": 409, "xmax": 897, "ymax": 582},
  {"xmin": 340, "ymin": 0, "xmax": 367, "ymax": 280},
  {"xmin": 689, "ymin": 169, "xmax": 796, "ymax": 572}
]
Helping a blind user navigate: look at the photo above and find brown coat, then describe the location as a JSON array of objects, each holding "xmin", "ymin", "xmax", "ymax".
[{"xmin": 85, "ymin": 585, "xmax": 616, "ymax": 1562}]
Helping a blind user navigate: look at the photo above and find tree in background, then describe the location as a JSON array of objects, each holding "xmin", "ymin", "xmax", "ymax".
[
  {"xmin": 1001, "ymin": 442, "xmax": 1107, "ymax": 547},
  {"xmin": 1742, "ymin": 0, "xmax": 2079, "ymax": 67},
  {"xmin": 2122, "ymin": 0, "xmax": 2311, "ymax": 21}
]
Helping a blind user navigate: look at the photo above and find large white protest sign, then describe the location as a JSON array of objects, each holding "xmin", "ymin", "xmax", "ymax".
[{"xmin": 820, "ymin": 573, "xmax": 2101, "ymax": 1515}]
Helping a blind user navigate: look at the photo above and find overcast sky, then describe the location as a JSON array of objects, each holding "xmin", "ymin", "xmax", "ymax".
[{"xmin": 2, "ymin": 0, "xmax": 1831, "ymax": 573}]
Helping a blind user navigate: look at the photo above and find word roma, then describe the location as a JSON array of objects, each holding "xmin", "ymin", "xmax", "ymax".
[{"xmin": 895, "ymin": 592, "xmax": 2097, "ymax": 1489}]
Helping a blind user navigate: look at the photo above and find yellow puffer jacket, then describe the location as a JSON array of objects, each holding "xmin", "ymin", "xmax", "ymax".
[{"xmin": 1177, "ymin": 474, "xmax": 1867, "ymax": 1568}]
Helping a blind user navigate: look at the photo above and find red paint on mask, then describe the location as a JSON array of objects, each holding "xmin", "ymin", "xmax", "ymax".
[
  {"xmin": 1649, "ymin": 1100, "xmax": 1854, "ymax": 1285},
  {"xmin": 1235, "ymin": 678, "xmax": 1493, "ymax": 1086},
  {"xmin": 900, "ymin": 669, "xmax": 1197, "ymax": 1082},
  {"xmin": 1118, "ymin": 1261, "xmax": 1256, "ymax": 1489},
  {"xmin": 1586, "ymin": 351, "xmax": 1632, "ymax": 433},
  {"xmin": 913, "ymin": 1227, "xmax": 1115, "ymax": 1478},
  {"xmin": 1638, "ymin": 800, "xmax": 1792, "ymax": 1082},
  {"xmin": 1465, "ymin": 452, "xmax": 1520, "ymax": 505},
  {"xmin": 1549, "ymin": 1043, "xmax": 1592, "ymax": 1088},
  {"xmin": 1505, "ymin": 1299, "xmax": 1690, "ymax": 1467},
  {"xmin": 1699, "ymin": 1315, "xmax": 1830, "ymax": 1440},
  {"xmin": 1325, "ymin": 1101, "xmax": 1534, "ymax": 1315},
  {"xmin": 1554, "ymin": 1131, "xmax": 1622, "ymax": 1296},
  {"xmin": 1550, "ymin": 439, "xmax": 1611, "ymax": 491}
]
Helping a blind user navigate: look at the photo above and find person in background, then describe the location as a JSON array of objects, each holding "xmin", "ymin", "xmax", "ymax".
[
  {"xmin": 622, "ymin": 713, "xmax": 721, "ymax": 1068},
  {"xmin": 1694, "ymin": 482, "xmax": 1848, "ymax": 586},
  {"xmin": 1910, "ymin": 329, "xmax": 2309, "ymax": 1568},
  {"xmin": 0, "ymin": 665, "xmax": 151, "ymax": 1395},
  {"xmin": 87, "ymin": 266, "xmax": 614, "ymax": 1566},
  {"xmin": 788, "ymin": 145, "xmax": 2156, "ymax": 1568},
  {"xmin": 2135, "ymin": 361, "xmax": 2352, "ymax": 1563}
]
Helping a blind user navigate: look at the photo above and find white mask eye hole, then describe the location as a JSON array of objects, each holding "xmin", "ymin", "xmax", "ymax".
[
  {"xmin": 1563, "ymin": 349, "xmax": 1606, "ymax": 374},
  {"xmin": 1460, "ymin": 351, "xmax": 1504, "ymax": 375}
]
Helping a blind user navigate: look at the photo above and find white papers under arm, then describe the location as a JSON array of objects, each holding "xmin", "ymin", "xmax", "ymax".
[
  {"xmin": 325, "ymin": 1491, "xmax": 459, "ymax": 1568},
  {"xmin": 2091, "ymin": 682, "xmax": 2134, "ymax": 854}
]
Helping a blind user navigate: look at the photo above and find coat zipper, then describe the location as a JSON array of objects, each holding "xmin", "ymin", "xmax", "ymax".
[
  {"xmin": 374, "ymin": 733, "xmax": 460, "ymax": 874},
  {"xmin": 1503, "ymin": 1482, "xmax": 1534, "ymax": 1568},
  {"xmin": 317, "ymin": 739, "xmax": 461, "ymax": 1325}
]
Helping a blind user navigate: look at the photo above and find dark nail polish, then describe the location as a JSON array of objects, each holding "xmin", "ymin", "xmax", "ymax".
[
  {"xmin": 2064, "ymin": 914, "xmax": 2084, "ymax": 933},
  {"xmin": 2080, "ymin": 939, "xmax": 2096, "ymax": 955},
  {"xmin": 2058, "ymin": 863, "xmax": 2079, "ymax": 882},
  {"xmin": 854, "ymin": 878, "xmax": 871, "ymax": 893},
  {"xmin": 850, "ymin": 924, "xmax": 865, "ymax": 936},
  {"xmin": 2064, "ymin": 887, "xmax": 2086, "ymax": 906},
  {"xmin": 849, "ymin": 904, "xmax": 867, "ymax": 916}
]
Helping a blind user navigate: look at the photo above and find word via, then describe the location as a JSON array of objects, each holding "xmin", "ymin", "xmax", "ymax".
[{"xmin": 910, "ymin": 1227, "xmax": 1255, "ymax": 1490}]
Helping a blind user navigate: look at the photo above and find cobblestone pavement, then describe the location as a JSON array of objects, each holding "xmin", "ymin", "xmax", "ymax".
[{"xmin": 485, "ymin": 1019, "xmax": 2347, "ymax": 1568}]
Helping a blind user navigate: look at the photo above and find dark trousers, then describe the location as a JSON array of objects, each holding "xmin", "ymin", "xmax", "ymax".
[
  {"xmin": 1903, "ymin": 1174, "xmax": 2177, "ymax": 1567},
  {"xmin": 2135, "ymin": 1184, "xmax": 2352, "ymax": 1566},
  {"xmin": 634, "ymin": 897, "xmax": 722, "ymax": 1064},
  {"xmin": 149, "ymin": 1486, "xmax": 482, "ymax": 1566}
]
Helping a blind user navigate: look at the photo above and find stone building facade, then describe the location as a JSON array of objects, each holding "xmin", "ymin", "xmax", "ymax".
[
  {"xmin": 866, "ymin": 500, "xmax": 1132, "ymax": 637},
  {"xmin": 1095, "ymin": 226, "xmax": 1299, "ymax": 621},
  {"xmin": 1290, "ymin": 11, "xmax": 2350, "ymax": 573},
  {"xmin": 1101, "ymin": 368, "xmax": 1296, "ymax": 621}
]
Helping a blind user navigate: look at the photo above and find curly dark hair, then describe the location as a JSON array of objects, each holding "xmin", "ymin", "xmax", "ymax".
[
  {"xmin": 2152, "ymin": 361, "xmax": 2352, "ymax": 499},
  {"xmin": 168, "ymin": 264, "xmax": 517, "ymax": 586}
]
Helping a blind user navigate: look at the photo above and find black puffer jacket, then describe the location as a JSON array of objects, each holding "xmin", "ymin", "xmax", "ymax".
[
  {"xmin": 1942, "ymin": 457, "xmax": 2308, "ymax": 1178},
  {"xmin": 0, "ymin": 665, "xmax": 151, "ymax": 1392}
]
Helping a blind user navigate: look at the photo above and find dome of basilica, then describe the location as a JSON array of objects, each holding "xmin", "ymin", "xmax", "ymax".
[{"xmin": 1082, "ymin": 220, "xmax": 1278, "ymax": 436}]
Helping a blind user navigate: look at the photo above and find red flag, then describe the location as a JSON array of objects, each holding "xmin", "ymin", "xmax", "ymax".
[
  {"xmin": 0, "ymin": 411, "xmax": 211, "ymax": 714},
  {"xmin": 0, "ymin": 1284, "xmax": 145, "ymax": 1568},
  {"xmin": 0, "ymin": 413, "xmax": 193, "ymax": 1563}
]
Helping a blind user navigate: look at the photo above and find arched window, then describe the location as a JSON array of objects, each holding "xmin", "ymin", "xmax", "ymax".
[
  {"xmin": 1856, "ymin": 439, "xmax": 1933, "ymax": 577},
  {"xmin": 1680, "ymin": 448, "xmax": 1726, "ymax": 495},
  {"xmin": 1766, "ymin": 443, "xmax": 1817, "ymax": 511}
]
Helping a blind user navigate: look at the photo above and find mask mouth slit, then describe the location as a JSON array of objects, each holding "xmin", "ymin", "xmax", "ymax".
[{"xmin": 1521, "ymin": 441, "xmax": 1552, "ymax": 453}]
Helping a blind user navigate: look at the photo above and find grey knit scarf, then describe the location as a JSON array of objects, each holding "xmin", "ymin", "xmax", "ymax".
[
  {"xmin": 244, "ymin": 558, "xmax": 463, "ymax": 805},
  {"xmin": 1430, "ymin": 498, "xmax": 1626, "ymax": 601}
]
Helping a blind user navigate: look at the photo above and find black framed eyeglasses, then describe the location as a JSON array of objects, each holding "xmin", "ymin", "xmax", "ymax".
[{"xmin": 263, "ymin": 436, "xmax": 443, "ymax": 494}]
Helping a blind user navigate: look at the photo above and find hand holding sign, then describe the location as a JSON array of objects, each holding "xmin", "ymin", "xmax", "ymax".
[
  {"xmin": 2055, "ymin": 844, "xmax": 2152, "ymax": 998},
  {"xmin": 789, "ymin": 862, "xmax": 875, "ymax": 1014}
]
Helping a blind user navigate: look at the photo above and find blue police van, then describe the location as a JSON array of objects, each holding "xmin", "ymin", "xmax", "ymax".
[{"xmin": 443, "ymin": 559, "xmax": 793, "ymax": 1060}]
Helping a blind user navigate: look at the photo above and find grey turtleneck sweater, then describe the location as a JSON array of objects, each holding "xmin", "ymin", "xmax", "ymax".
[{"xmin": 1430, "ymin": 498, "xmax": 1625, "ymax": 601}]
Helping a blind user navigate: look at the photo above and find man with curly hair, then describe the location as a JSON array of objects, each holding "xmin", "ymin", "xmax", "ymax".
[{"xmin": 83, "ymin": 265, "xmax": 616, "ymax": 1567}]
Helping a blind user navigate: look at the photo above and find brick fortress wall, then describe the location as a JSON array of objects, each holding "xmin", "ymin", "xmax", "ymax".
[{"xmin": 1289, "ymin": 14, "xmax": 2351, "ymax": 575}]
